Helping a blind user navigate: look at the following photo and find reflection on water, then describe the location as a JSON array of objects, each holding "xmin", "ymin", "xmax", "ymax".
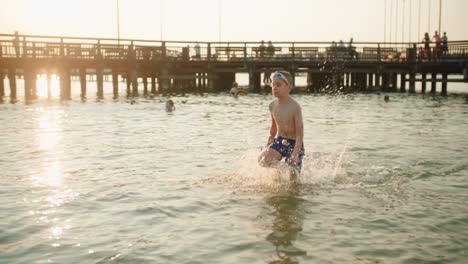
[
  {"xmin": 265, "ymin": 186, "xmax": 307, "ymax": 263},
  {"xmin": 28, "ymin": 107, "xmax": 78, "ymax": 252}
]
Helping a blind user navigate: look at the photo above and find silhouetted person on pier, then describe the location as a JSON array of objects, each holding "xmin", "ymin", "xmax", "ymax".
[
  {"xmin": 441, "ymin": 32, "xmax": 448, "ymax": 54},
  {"xmin": 422, "ymin": 32, "xmax": 431, "ymax": 61},
  {"xmin": 13, "ymin": 31, "xmax": 20, "ymax": 58},
  {"xmin": 194, "ymin": 42, "xmax": 201, "ymax": 59},
  {"xmin": 259, "ymin": 40, "xmax": 266, "ymax": 58},
  {"xmin": 338, "ymin": 40, "xmax": 345, "ymax": 48},
  {"xmin": 348, "ymin": 37, "xmax": 356, "ymax": 59},
  {"xmin": 267, "ymin": 41, "xmax": 275, "ymax": 58},
  {"xmin": 432, "ymin": 30, "xmax": 441, "ymax": 60}
]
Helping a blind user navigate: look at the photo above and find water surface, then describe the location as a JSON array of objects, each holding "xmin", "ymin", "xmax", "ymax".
[{"xmin": 1, "ymin": 88, "xmax": 467, "ymax": 263}]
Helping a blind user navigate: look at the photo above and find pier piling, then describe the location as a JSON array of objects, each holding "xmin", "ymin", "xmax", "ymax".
[
  {"xmin": 431, "ymin": 73, "xmax": 437, "ymax": 94},
  {"xmin": 112, "ymin": 71, "xmax": 118, "ymax": 98},
  {"xmin": 97, "ymin": 68, "xmax": 104, "ymax": 99},
  {"xmin": 80, "ymin": 69, "xmax": 86, "ymax": 99},
  {"xmin": 0, "ymin": 71, "xmax": 4, "ymax": 97},
  {"xmin": 400, "ymin": 73, "xmax": 406, "ymax": 93},
  {"xmin": 421, "ymin": 74, "xmax": 427, "ymax": 93},
  {"xmin": 8, "ymin": 70, "xmax": 17, "ymax": 102}
]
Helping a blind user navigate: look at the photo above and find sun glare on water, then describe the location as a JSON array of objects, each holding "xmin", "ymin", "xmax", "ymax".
[{"xmin": 35, "ymin": 74, "xmax": 60, "ymax": 98}]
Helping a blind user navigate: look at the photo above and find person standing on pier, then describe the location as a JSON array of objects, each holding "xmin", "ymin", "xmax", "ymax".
[
  {"xmin": 441, "ymin": 32, "xmax": 448, "ymax": 55},
  {"xmin": 258, "ymin": 71, "xmax": 305, "ymax": 181},
  {"xmin": 13, "ymin": 31, "xmax": 20, "ymax": 58},
  {"xmin": 259, "ymin": 40, "xmax": 266, "ymax": 58},
  {"xmin": 348, "ymin": 37, "xmax": 356, "ymax": 59},
  {"xmin": 267, "ymin": 41, "xmax": 275, "ymax": 58},
  {"xmin": 432, "ymin": 31, "xmax": 441, "ymax": 60},
  {"xmin": 194, "ymin": 42, "xmax": 201, "ymax": 59},
  {"xmin": 422, "ymin": 32, "xmax": 431, "ymax": 61}
]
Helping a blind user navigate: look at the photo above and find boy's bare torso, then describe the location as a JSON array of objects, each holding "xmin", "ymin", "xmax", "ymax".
[{"xmin": 270, "ymin": 98, "xmax": 300, "ymax": 139}]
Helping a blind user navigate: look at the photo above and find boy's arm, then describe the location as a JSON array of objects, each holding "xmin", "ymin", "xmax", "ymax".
[
  {"xmin": 267, "ymin": 112, "xmax": 277, "ymax": 147},
  {"xmin": 291, "ymin": 105, "xmax": 304, "ymax": 163}
]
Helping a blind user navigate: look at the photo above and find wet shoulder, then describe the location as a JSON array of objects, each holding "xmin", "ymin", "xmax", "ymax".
[
  {"xmin": 289, "ymin": 97, "xmax": 302, "ymax": 111},
  {"xmin": 268, "ymin": 99, "xmax": 278, "ymax": 110}
]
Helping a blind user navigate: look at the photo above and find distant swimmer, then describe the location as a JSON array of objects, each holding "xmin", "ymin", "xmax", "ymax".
[
  {"xmin": 257, "ymin": 71, "xmax": 305, "ymax": 182},
  {"xmin": 384, "ymin": 95, "xmax": 389, "ymax": 102},
  {"xmin": 230, "ymin": 81, "xmax": 239, "ymax": 97},
  {"xmin": 165, "ymin": 99, "xmax": 175, "ymax": 112}
]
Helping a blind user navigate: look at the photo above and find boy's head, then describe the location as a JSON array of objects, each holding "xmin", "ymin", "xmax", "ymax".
[
  {"xmin": 270, "ymin": 71, "xmax": 293, "ymax": 87},
  {"xmin": 270, "ymin": 71, "xmax": 293, "ymax": 97}
]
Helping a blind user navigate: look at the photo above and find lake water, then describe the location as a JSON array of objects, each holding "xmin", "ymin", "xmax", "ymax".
[{"xmin": 1, "ymin": 81, "xmax": 467, "ymax": 263}]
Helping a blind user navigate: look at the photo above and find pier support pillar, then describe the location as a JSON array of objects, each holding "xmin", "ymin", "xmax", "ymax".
[
  {"xmin": 24, "ymin": 68, "xmax": 36, "ymax": 101},
  {"xmin": 159, "ymin": 68, "xmax": 169, "ymax": 95},
  {"xmin": 151, "ymin": 76, "xmax": 156, "ymax": 95},
  {"xmin": 205, "ymin": 73, "xmax": 212, "ymax": 92},
  {"xmin": 381, "ymin": 73, "xmax": 389, "ymax": 92},
  {"xmin": 421, "ymin": 74, "xmax": 427, "ymax": 94},
  {"xmin": 375, "ymin": 73, "xmax": 381, "ymax": 91},
  {"xmin": 215, "ymin": 72, "xmax": 235, "ymax": 92},
  {"xmin": 60, "ymin": 67, "xmax": 71, "ymax": 100},
  {"xmin": 0, "ymin": 70, "xmax": 4, "ymax": 98},
  {"xmin": 441, "ymin": 73, "xmax": 447, "ymax": 96},
  {"xmin": 96, "ymin": 68, "xmax": 104, "ymax": 99},
  {"xmin": 409, "ymin": 72, "xmax": 416, "ymax": 93},
  {"xmin": 112, "ymin": 70, "xmax": 119, "ymax": 98},
  {"xmin": 143, "ymin": 75, "xmax": 148, "ymax": 96},
  {"xmin": 200, "ymin": 73, "xmax": 206, "ymax": 92},
  {"xmin": 309, "ymin": 73, "xmax": 322, "ymax": 93},
  {"xmin": 390, "ymin": 73, "xmax": 398, "ymax": 92},
  {"xmin": 125, "ymin": 72, "xmax": 131, "ymax": 96},
  {"xmin": 131, "ymin": 69, "xmax": 138, "ymax": 96},
  {"xmin": 430, "ymin": 73, "xmax": 437, "ymax": 94},
  {"xmin": 349, "ymin": 72, "xmax": 355, "ymax": 88},
  {"xmin": 368, "ymin": 73, "xmax": 374, "ymax": 91},
  {"xmin": 46, "ymin": 73, "xmax": 52, "ymax": 100},
  {"xmin": 400, "ymin": 73, "xmax": 406, "ymax": 93},
  {"xmin": 80, "ymin": 68, "xmax": 87, "ymax": 99},
  {"xmin": 357, "ymin": 73, "xmax": 367, "ymax": 91},
  {"xmin": 249, "ymin": 69, "xmax": 261, "ymax": 93},
  {"xmin": 8, "ymin": 70, "xmax": 17, "ymax": 102}
]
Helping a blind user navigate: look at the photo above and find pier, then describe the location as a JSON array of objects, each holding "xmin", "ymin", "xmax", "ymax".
[{"xmin": 0, "ymin": 33, "xmax": 467, "ymax": 102}]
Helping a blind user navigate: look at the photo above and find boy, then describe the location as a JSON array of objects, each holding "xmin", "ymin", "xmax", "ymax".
[{"xmin": 258, "ymin": 71, "xmax": 305, "ymax": 181}]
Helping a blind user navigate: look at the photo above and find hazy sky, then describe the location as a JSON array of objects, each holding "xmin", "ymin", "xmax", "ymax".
[{"xmin": 0, "ymin": 0, "xmax": 467, "ymax": 42}]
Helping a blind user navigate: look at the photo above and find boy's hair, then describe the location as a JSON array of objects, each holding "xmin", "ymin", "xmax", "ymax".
[{"xmin": 270, "ymin": 70, "xmax": 293, "ymax": 87}]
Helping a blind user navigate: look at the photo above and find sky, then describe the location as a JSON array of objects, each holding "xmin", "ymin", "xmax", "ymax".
[{"xmin": 0, "ymin": 0, "xmax": 467, "ymax": 43}]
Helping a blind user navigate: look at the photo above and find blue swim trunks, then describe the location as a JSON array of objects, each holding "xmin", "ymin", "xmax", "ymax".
[{"xmin": 270, "ymin": 136, "xmax": 305, "ymax": 172}]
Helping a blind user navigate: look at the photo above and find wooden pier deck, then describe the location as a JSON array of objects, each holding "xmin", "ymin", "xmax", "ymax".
[{"xmin": 1, "ymin": 33, "xmax": 467, "ymax": 102}]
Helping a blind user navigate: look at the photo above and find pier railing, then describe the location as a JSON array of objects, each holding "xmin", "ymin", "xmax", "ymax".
[{"xmin": 1, "ymin": 33, "xmax": 467, "ymax": 63}]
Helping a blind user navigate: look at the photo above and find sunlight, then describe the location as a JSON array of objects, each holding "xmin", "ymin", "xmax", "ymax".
[
  {"xmin": 29, "ymin": 108, "xmax": 66, "ymax": 187},
  {"xmin": 31, "ymin": 159, "xmax": 64, "ymax": 187},
  {"xmin": 36, "ymin": 108, "xmax": 63, "ymax": 151},
  {"xmin": 36, "ymin": 74, "xmax": 60, "ymax": 98}
]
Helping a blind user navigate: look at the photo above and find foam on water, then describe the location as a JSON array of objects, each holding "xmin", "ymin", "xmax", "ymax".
[{"xmin": 220, "ymin": 142, "xmax": 403, "ymax": 195}]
